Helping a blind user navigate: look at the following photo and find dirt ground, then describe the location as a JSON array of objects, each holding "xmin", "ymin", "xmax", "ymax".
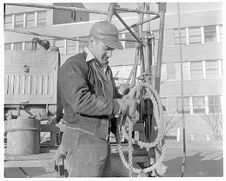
[{"xmin": 4, "ymin": 140, "xmax": 223, "ymax": 178}]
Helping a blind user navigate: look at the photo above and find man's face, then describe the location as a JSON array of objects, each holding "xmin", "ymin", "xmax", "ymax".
[{"xmin": 89, "ymin": 37, "xmax": 114, "ymax": 65}]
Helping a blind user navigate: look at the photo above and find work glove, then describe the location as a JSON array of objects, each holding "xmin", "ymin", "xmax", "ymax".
[
  {"xmin": 115, "ymin": 97, "xmax": 129, "ymax": 116},
  {"xmin": 115, "ymin": 96, "xmax": 139, "ymax": 119},
  {"xmin": 129, "ymin": 84, "xmax": 144, "ymax": 100},
  {"xmin": 126, "ymin": 99, "xmax": 138, "ymax": 118},
  {"xmin": 118, "ymin": 83, "xmax": 130, "ymax": 96}
]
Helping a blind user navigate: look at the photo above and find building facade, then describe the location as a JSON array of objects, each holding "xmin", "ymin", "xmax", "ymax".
[{"xmin": 4, "ymin": 3, "xmax": 223, "ymax": 141}]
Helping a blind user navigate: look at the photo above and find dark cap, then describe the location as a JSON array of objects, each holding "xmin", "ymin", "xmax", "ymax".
[{"xmin": 89, "ymin": 21, "xmax": 123, "ymax": 50}]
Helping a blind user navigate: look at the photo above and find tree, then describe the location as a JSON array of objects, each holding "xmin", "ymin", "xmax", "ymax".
[
  {"xmin": 200, "ymin": 112, "xmax": 223, "ymax": 140},
  {"xmin": 162, "ymin": 112, "xmax": 181, "ymax": 137}
]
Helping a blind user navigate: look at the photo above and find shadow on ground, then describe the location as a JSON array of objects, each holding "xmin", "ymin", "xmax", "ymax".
[{"xmin": 164, "ymin": 152, "xmax": 223, "ymax": 177}]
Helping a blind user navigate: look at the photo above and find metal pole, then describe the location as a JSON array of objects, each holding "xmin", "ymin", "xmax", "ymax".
[
  {"xmin": 119, "ymin": 16, "xmax": 159, "ymax": 33},
  {"xmin": 155, "ymin": 3, "xmax": 166, "ymax": 93},
  {"xmin": 114, "ymin": 12, "xmax": 141, "ymax": 43},
  {"xmin": 115, "ymin": 6, "xmax": 160, "ymax": 16},
  {"xmin": 6, "ymin": 3, "xmax": 108, "ymax": 15},
  {"xmin": 177, "ymin": 2, "xmax": 186, "ymax": 177},
  {"xmin": 138, "ymin": 3, "xmax": 145, "ymax": 74},
  {"xmin": 4, "ymin": 28, "xmax": 136, "ymax": 43},
  {"xmin": 5, "ymin": 28, "xmax": 87, "ymax": 42}
]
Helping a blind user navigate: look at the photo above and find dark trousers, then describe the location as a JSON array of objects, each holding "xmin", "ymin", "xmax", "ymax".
[{"xmin": 60, "ymin": 127, "xmax": 111, "ymax": 177}]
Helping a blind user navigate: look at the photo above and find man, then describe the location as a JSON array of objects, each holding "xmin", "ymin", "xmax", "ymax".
[{"xmin": 58, "ymin": 21, "xmax": 137, "ymax": 177}]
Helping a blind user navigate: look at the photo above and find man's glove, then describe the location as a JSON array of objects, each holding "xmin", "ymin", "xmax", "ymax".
[
  {"xmin": 129, "ymin": 84, "xmax": 144, "ymax": 100},
  {"xmin": 118, "ymin": 83, "xmax": 130, "ymax": 96},
  {"xmin": 115, "ymin": 96, "xmax": 138, "ymax": 118},
  {"xmin": 126, "ymin": 99, "xmax": 138, "ymax": 118}
]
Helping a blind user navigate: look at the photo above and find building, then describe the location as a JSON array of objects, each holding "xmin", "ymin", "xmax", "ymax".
[{"xmin": 4, "ymin": 2, "xmax": 223, "ymax": 141}]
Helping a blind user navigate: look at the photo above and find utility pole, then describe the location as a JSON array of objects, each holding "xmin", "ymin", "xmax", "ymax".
[{"xmin": 177, "ymin": 2, "xmax": 186, "ymax": 177}]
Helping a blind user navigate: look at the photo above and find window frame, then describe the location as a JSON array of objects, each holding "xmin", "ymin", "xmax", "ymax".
[
  {"xmin": 208, "ymin": 95, "xmax": 221, "ymax": 113},
  {"xmin": 190, "ymin": 61, "xmax": 203, "ymax": 80},
  {"xmin": 188, "ymin": 26, "xmax": 202, "ymax": 45},
  {"xmin": 14, "ymin": 13, "xmax": 24, "ymax": 29},
  {"xmin": 204, "ymin": 25, "xmax": 217, "ymax": 43},
  {"xmin": 192, "ymin": 96, "xmax": 205, "ymax": 114},
  {"xmin": 177, "ymin": 96, "xmax": 190, "ymax": 114}
]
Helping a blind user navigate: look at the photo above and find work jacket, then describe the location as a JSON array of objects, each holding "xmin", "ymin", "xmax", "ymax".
[{"xmin": 58, "ymin": 50, "xmax": 121, "ymax": 140}]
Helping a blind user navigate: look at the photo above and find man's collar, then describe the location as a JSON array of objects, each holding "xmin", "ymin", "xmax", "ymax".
[
  {"xmin": 83, "ymin": 47, "xmax": 109, "ymax": 72},
  {"xmin": 84, "ymin": 47, "xmax": 95, "ymax": 62}
]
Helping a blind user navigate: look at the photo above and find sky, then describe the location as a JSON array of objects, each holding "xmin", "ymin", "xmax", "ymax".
[
  {"xmin": 83, "ymin": 2, "xmax": 223, "ymax": 21},
  {"xmin": 83, "ymin": 3, "xmax": 139, "ymax": 21}
]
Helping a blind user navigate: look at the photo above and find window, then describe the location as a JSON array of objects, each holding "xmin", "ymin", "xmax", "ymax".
[
  {"xmin": 182, "ymin": 62, "xmax": 190, "ymax": 80},
  {"xmin": 219, "ymin": 25, "xmax": 223, "ymax": 42},
  {"xmin": 125, "ymin": 32, "xmax": 136, "ymax": 49},
  {"xmin": 5, "ymin": 43, "xmax": 12, "ymax": 51},
  {"xmin": 208, "ymin": 96, "xmax": 221, "ymax": 113},
  {"xmin": 160, "ymin": 97, "xmax": 167, "ymax": 112},
  {"xmin": 174, "ymin": 28, "xmax": 186, "ymax": 45},
  {"xmin": 161, "ymin": 64, "xmax": 167, "ymax": 82},
  {"xmin": 79, "ymin": 37, "xmax": 88, "ymax": 52},
  {"xmin": 189, "ymin": 27, "xmax": 201, "ymax": 44},
  {"xmin": 15, "ymin": 14, "xmax": 24, "ymax": 28},
  {"xmin": 24, "ymin": 41, "xmax": 32, "ymax": 50},
  {"xmin": 54, "ymin": 39, "xmax": 64, "ymax": 54},
  {"xmin": 4, "ymin": 15, "xmax": 12, "ymax": 29},
  {"xmin": 193, "ymin": 96, "xmax": 205, "ymax": 113},
  {"xmin": 166, "ymin": 63, "xmax": 180, "ymax": 80},
  {"xmin": 177, "ymin": 97, "xmax": 190, "ymax": 114},
  {"xmin": 13, "ymin": 42, "xmax": 23, "ymax": 50},
  {"xmin": 166, "ymin": 63, "xmax": 176, "ymax": 80},
  {"xmin": 37, "ymin": 11, "xmax": 47, "ymax": 27},
  {"xmin": 26, "ymin": 12, "xmax": 35, "ymax": 27},
  {"xmin": 204, "ymin": 25, "xmax": 216, "ymax": 43},
  {"xmin": 190, "ymin": 61, "xmax": 203, "ymax": 79},
  {"xmin": 205, "ymin": 60, "xmax": 219, "ymax": 78}
]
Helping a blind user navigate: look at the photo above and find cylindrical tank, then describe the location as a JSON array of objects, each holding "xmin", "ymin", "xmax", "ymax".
[{"xmin": 6, "ymin": 117, "xmax": 40, "ymax": 155}]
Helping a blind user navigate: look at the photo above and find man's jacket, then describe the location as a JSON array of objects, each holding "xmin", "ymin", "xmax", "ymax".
[{"xmin": 58, "ymin": 51, "xmax": 121, "ymax": 140}]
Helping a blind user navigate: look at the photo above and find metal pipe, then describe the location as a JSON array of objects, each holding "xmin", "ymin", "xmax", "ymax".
[
  {"xmin": 115, "ymin": 6, "xmax": 160, "ymax": 16},
  {"xmin": 177, "ymin": 2, "xmax": 186, "ymax": 177},
  {"xmin": 6, "ymin": 3, "xmax": 108, "ymax": 15},
  {"xmin": 155, "ymin": 3, "xmax": 166, "ymax": 93},
  {"xmin": 119, "ymin": 16, "xmax": 159, "ymax": 33},
  {"xmin": 114, "ymin": 12, "xmax": 141, "ymax": 43},
  {"xmin": 138, "ymin": 3, "xmax": 146, "ymax": 74},
  {"xmin": 5, "ymin": 28, "xmax": 87, "ymax": 42},
  {"xmin": 5, "ymin": 28, "xmax": 137, "ymax": 43}
]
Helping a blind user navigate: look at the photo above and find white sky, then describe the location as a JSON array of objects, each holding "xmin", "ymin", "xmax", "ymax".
[{"xmin": 84, "ymin": 3, "xmax": 138, "ymax": 21}]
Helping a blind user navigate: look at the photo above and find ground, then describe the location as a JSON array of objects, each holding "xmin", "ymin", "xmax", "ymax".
[{"xmin": 4, "ymin": 140, "xmax": 223, "ymax": 178}]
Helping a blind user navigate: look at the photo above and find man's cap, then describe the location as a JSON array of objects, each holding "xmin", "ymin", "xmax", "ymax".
[{"xmin": 89, "ymin": 21, "xmax": 123, "ymax": 50}]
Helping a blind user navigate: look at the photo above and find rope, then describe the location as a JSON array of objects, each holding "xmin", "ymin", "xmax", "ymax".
[
  {"xmin": 128, "ymin": 121, "xmax": 133, "ymax": 177},
  {"xmin": 116, "ymin": 82, "xmax": 166, "ymax": 175}
]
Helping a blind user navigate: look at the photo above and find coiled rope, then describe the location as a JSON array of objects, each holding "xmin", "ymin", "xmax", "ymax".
[{"xmin": 116, "ymin": 82, "xmax": 166, "ymax": 176}]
